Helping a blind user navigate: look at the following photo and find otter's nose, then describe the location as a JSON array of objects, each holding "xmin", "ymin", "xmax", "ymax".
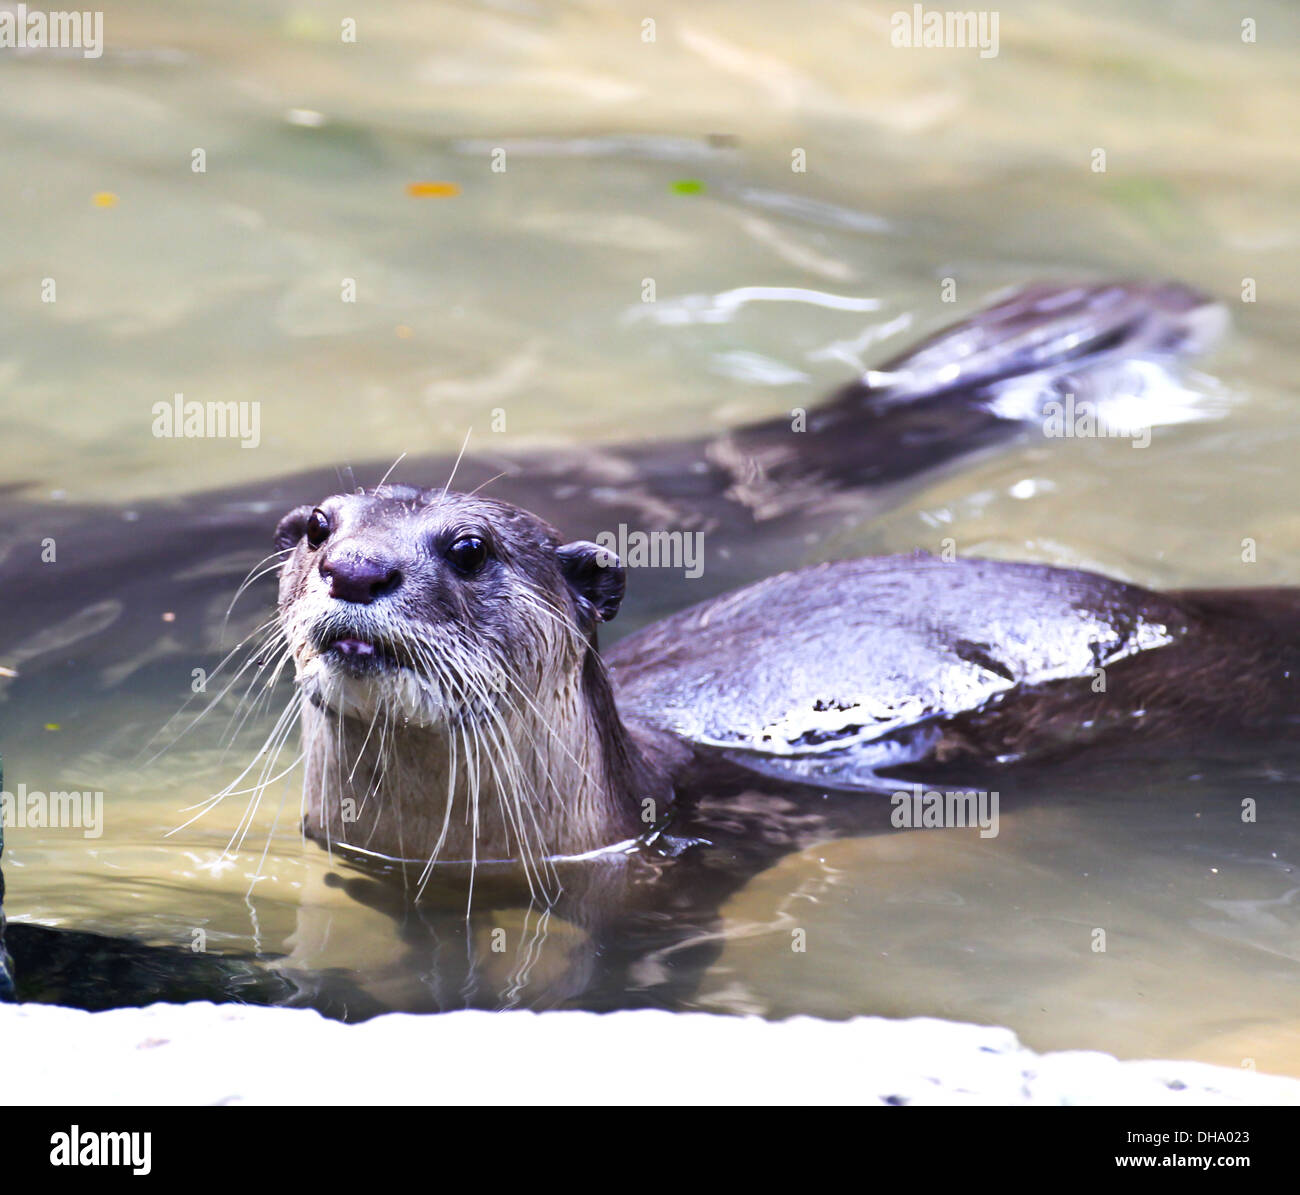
[{"xmin": 320, "ymin": 552, "xmax": 402, "ymax": 604}]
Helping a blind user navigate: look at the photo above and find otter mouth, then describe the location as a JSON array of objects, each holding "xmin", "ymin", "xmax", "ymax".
[
  {"xmin": 302, "ymin": 618, "xmax": 503, "ymax": 727},
  {"xmin": 314, "ymin": 630, "xmax": 408, "ymax": 674}
]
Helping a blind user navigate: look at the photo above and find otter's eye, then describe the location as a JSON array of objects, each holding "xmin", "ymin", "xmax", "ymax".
[
  {"xmin": 305, "ymin": 509, "xmax": 331, "ymax": 548},
  {"xmin": 445, "ymin": 535, "xmax": 489, "ymax": 575}
]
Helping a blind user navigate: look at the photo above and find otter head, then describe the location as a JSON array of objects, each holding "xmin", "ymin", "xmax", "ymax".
[{"xmin": 274, "ymin": 486, "xmax": 624, "ymax": 731}]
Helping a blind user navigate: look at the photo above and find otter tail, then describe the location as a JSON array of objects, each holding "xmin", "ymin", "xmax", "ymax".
[
  {"xmin": 726, "ymin": 280, "xmax": 1228, "ymax": 510},
  {"xmin": 856, "ymin": 279, "xmax": 1225, "ymax": 407}
]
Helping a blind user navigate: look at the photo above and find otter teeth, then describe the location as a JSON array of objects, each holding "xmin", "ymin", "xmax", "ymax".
[{"xmin": 331, "ymin": 637, "xmax": 376, "ymax": 658}]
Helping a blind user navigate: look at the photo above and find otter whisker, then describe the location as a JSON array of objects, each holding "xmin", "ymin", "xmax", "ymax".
[
  {"xmin": 349, "ymin": 696, "xmax": 388, "ymax": 840},
  {"xmin": 141, "ymin": 615, "xmax": 284, "ymax": 765},
  {"xmin": 458, "ymin": 698, "xmax": 489, "ymax": 916},
  {"xmin": 410, "ymin": 635, "xmax": 554, "ymax": 900},
  {"xmin": 248, "ymin": 761, "xmax": 299, "ymax": 899},
  {"xmin": 472, "ymin": 678, "xmax": 563, "ymax": 900},
  {"xmin": 347, "ymin": 699, "xmax": 386, "ymax": 787},
  {"xmin": 167, "ymin": 688, "xmax": 303, "ymax": 842},
  {"xmin": 406, "ymin": 619, "xmax": 579, "ymax": 900},
  {"xmin": 438, "ymin": 427, "xmax": 473, "ymax": 505},
  {"xmin": 496, "ymin": 667, "xmax": 605, "ymax": 803},
  {"xmin": 470, "ymin": 694, "xmax": 546, "ymax": 903},
  {"xmin": 217, "ymin": 636, "xmax": 295, "ymax": 760},
  {"xmin": 462, "ymin": 469, "xmax": 515, "ymax": 501},
  {"xmin": 167, "ymin": 639, "xmax": 292, "ymax": 816},
  {"xmin": 230, "ymin": 742, "xmax": 306, "ymax": 861},
  {"xmin": 225, "ymin": 694, "xmax": 306, "ymax": 857},
  {"xmin": 214, "ymin": 685, "xmax": 303, "ymax": 805},
  {"xmin": 221, "ymin": 547, "xmax": 294, "ymax": 637},
  {"xmin": 415, "ymin": 689, "xmax": 461, "ymax": 894},
  {"xmin": 375, "ymin": 451, "xmax": 408, "ymax": 492}
]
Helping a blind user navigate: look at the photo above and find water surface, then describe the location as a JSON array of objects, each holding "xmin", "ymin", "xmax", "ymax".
[{"xmin": 2, "ymin": 0, "xmax": 1300, "ymax": 1074}]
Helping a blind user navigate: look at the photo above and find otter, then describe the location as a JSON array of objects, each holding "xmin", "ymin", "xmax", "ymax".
[
  {"xmin": 0, "ymin": 278, "xmax": 1235, "ymax": 997},
  {"xmin": 271, "ymin": 486, "xmax": 1300, "ymax": 879},
  {"xmin": 0, "ymin": 275, "xmax": 1268, "ymax": 1014}
]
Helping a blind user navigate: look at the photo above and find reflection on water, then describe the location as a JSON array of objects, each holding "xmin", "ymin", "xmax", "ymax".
[{"xmin": 2, "ymin": 0, "xmax": 1300, "ymax": 1075}]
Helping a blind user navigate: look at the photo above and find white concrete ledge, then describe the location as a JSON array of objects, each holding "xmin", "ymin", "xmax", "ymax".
[{"xmin": 2, "ymin": 1002, "xmax": 1298, "ymax": 1106}]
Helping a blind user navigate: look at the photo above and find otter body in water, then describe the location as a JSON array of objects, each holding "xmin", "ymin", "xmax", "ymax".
[{"xmin": 273, "ymin": 485, "xmax": 1300, "ymax": 873}]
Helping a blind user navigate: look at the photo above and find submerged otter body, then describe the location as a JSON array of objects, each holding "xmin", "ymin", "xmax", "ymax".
[{"xmin": 274, "ymin": 484, "xmax": 1300, "ymax": 877}]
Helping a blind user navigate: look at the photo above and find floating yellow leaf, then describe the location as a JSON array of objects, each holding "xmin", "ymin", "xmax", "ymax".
[{"xmin": 406, "ymin": 181, "xmax": 460, "ymax": 198}]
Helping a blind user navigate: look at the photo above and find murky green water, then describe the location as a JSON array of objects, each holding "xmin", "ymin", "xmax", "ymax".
[{"xmin": 3, "ymin": 1, "xmax": 1300, "ymax": 1073}]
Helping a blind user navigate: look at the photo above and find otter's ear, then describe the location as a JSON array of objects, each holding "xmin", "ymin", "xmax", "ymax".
[
  {"xmin": 556, "ymin": 541, "xmax": 625, "ymax": 624},
  {"xmin": 274, "ymin": 505, "xmax": 314, "ymax": 552}
]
